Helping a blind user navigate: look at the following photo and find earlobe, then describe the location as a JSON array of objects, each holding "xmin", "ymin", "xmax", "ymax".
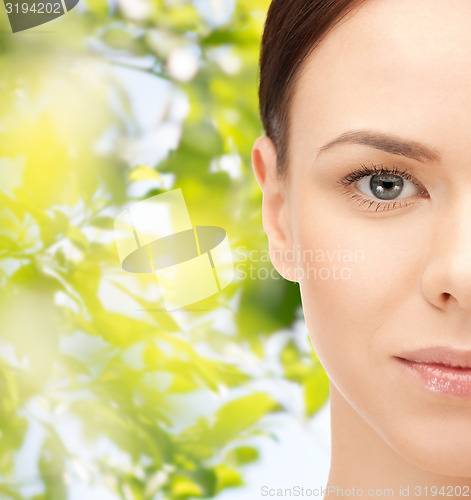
[{"xmin": 251, "ymin": 135, "xmax": 297, "ymax": 282}]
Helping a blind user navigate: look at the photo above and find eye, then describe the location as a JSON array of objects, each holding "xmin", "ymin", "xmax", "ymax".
[
  {"xmin": 337, "ymin": 163, "xmax": 429, "ymax": 212},
  {"xmin": 357, "ymin": 172, "xmax": 418, "ymax": 201}
]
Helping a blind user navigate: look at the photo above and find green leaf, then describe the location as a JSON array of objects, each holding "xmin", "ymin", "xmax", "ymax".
[
  {"xmin": 88, "ymin": 215, "xmax": 115, "ymax": 230},
  {"xmin": 38, "ymin": 428, "xmax": 68, "ymax": 500},
  {"xmin": 66, "ymin": 225, "xmax": 89, "ymax": 252},
  {"xmin": 304, "ymin": 369, "xmax": 329, "ymax": 418},
  {"xmin": 38, "ymin": 209, "xmax": 69, "ymax": 247},
  {"xmin": 171, "ymin": 474, "xmax": 203, "ymax": 498},
  {"xmin": 84, "ymin": 0, "xmax": 109, "ymax": 16},
  {"xmin": 177, "ymin": 393, "xmax": 283, "ymax": 458},
  {"xmin": 225, "ymin": 445, "xmax": 259, "ymax": 466},
  {"xmin": 214, "ymin": 464, "xmax": 244, "ymax": 493},
  {"xmin": 211, "ymin": 393, "xmax": 283, "ymax": 446}
]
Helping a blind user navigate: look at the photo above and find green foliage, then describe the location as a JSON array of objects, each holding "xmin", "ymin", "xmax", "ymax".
[{"xmin": 0, "ymin": 0, "xmax": 329, "ymax": 498}]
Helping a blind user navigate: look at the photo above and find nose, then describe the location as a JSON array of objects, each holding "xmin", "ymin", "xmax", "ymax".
[{"xmin": 421, "ymin": 195, "xmax": 471, "ymax": 312}]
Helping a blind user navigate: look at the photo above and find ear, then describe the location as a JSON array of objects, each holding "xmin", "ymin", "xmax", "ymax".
[{"xmin": 252, "ymin": 135, "xmax": 296, "ymax": 282}]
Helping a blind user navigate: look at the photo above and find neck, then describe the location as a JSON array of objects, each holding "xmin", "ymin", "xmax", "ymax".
[{"xmin": 326, "ymin": 383, "xmax": 470, "ymax": 499}]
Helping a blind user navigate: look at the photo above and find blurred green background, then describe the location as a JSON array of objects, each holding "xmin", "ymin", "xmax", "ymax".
[{"xmin": 0, "ymin": 1, "xmax": 329, "ymax": 498}]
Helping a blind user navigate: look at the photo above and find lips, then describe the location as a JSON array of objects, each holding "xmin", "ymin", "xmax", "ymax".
[
  {"xmin": 396, "ymin": 346, "xmax": 471, "ymax": 369},
  {"xmin": 395, "ymin": 346, "xmax": 471, "ymax": 398}
]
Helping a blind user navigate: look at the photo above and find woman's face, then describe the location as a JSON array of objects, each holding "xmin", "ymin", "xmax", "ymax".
[{"xmin": 254, "ymin": 0, "xmax": 471, "ymax": 476}]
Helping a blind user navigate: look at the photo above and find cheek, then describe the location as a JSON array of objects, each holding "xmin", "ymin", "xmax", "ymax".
[
  {"xmin": 293, "ymin": 200, "xmax": 471, "ymax": 474},
  {"xmin": 293, "ymin": 204, "xmax": 430, "ymax": 396}
]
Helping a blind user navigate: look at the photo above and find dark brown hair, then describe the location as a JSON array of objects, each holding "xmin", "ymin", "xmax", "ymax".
[{"xmin": 258, "ymin": 0, "xmax": 366, "ymax": 177}]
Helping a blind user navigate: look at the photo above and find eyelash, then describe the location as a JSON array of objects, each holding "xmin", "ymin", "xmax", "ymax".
[{"xmin": 337, "ymin": 162, "xmax": 429, "ymax": 212}]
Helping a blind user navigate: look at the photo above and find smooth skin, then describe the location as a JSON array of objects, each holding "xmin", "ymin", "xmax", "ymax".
[{"xmin": 253, "ymin": 0, "xmax": 471, "ymax": 496}]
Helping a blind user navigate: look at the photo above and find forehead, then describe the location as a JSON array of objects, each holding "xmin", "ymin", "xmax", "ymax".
[{"xmin": 290, "ymin": 0, "xmax": 471, "ymax": 163}]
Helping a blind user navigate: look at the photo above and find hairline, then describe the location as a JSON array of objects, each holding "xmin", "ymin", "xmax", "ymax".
[{"xmin": 274, "ymin": 0, "xmax": 369, "ymax": 182}]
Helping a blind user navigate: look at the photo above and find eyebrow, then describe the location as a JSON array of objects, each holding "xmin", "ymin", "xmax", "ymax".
[{"xmin": 315, "ymin": 129, "xmax": 441, "ymax": 164}]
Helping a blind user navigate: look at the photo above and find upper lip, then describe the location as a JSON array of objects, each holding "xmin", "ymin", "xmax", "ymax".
[{"xmin": 395, "ymin": 346, "xmax": 471, "ymax": 369}]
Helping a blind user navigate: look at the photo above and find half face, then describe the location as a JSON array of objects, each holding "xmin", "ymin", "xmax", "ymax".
[{"xmin": 266, "ymin": 0, "xmax": 471, "ymax": 476}]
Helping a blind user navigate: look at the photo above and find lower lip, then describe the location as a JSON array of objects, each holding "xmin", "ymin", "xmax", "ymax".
[{"xmin": 397, "ymin": 358, "xmax": 471, "ymax": 398}]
